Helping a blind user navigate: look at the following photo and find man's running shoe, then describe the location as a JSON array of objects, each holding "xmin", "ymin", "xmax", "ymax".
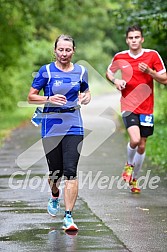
[
  {"xmin": 129, "ymin": 178, "xmax": 141, "ymax": 193},
  {"xmin": 122, "ymin": 163, "xmax": 134, "ymax": 182},
  {"xmin": 47, "ymin": 189, "xmax": 61, "ymax": 217},
  {"xmin": 62, "ymin": 214, "xmax": 78, "ymax": 231}
]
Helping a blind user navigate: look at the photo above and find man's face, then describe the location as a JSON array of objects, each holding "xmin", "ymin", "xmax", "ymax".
[{"xmin": 126, "ymin": 31, "xmax": 144, "ymax": 52}]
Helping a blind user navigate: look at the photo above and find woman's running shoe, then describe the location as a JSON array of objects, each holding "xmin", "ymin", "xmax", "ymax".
[
  {"xmin": 62, "ymin": 214, "xmax": 78, "ymax": 231},
  {"xmin": 47, "ymin": 189, "xmax": 61, "ymax": 216}
]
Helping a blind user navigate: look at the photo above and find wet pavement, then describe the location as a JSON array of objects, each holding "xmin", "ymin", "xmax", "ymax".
[
  {"xmin": 0, "ymin": 197, "xmax": 128, "ymax": 251},
  {"xmin": 0, "ymin": 92, "xmax": 167, "ymax": 252}
]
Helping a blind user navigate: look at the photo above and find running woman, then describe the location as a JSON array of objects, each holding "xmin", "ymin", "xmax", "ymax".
[
  {"xmin": 28, "ymin": 34, "xmax": 91, "ymax": 230},
  {"xmin": 106, "ymin": 25, "xmax": 167, "ymax": 193}
]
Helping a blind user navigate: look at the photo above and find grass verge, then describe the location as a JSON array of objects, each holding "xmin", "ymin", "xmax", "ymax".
[
  {"xmin": 146, "ymin": 123, "xmax": 167, "ymax": 173},
  {"xmin": 0, "ymin": 107, "xmax": 34, "ymax": 147}
]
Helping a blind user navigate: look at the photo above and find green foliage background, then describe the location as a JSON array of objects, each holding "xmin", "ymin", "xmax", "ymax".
[{"xmin": 0, "ymin": 0, "xmax": 166, "ymax": 171}]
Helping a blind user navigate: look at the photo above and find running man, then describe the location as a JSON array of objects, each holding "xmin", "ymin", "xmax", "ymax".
[{"xmin": 106, "ymin": 25, "xmax": 167, "ymax": 193}]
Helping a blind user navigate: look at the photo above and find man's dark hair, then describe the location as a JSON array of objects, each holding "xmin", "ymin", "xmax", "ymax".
[{"xmin": 126, "ymin": 25, "xmax": 143, "ymax": 38}]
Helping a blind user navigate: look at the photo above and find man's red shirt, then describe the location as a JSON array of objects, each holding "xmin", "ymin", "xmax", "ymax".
[{"xmin": 108, "ymin": 49, "xmax": 166, "ymax": 114}]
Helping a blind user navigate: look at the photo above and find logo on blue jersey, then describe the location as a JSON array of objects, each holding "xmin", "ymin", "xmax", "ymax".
[{"xmin": 54, "ymin": 80, "xmax": 63, "ymax": 86}]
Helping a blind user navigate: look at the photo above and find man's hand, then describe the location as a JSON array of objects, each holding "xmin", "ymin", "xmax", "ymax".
[
  {"xmin": 138, "ymin": 62, "xmax": 150, "ymax": 73},
  {"xmin": 106, "ymin": 70, "xmax": 126, "ymax": 91},
  {"xmin": 115, "ymin": 79, "xmax": 126, "ymax": 91}
]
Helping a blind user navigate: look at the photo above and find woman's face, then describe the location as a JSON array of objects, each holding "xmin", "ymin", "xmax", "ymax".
[{"xmin": 55, "ymin": 39, "xmax": 75, "ymax": 65}]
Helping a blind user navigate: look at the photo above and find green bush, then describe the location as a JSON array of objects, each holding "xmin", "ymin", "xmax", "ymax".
[{"xmin": 146, "ymin": 84, "xmax": 167, "ymax": 172}]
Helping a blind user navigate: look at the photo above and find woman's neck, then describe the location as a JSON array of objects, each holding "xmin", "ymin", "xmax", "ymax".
[{"xmin": 55, "ymin": 61, "xmax": 74, "ymax": 72}]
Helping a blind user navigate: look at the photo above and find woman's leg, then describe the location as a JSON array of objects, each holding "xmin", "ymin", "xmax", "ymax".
[
  {"xmin": 42, "ymin": 136, "xmax": 63, "ymax": 216},
  {"xmin": 62, "ymin": 135, "xmax": 83, "ymax": 211}
]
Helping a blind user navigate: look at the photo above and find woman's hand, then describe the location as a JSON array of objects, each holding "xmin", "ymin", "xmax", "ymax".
[
  {"xmin": 28, "ymin": 87, "xmax": 67, "ymax": 105},
  {"xmin": 48, "ymin": 94, "xmax": 67, "ymax": 105},
  {"xmin": 78, "ymin": 91, "xmax": 91, "ymax": 105}
]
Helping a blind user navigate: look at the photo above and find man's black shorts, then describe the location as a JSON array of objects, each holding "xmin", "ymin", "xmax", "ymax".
[{"xmin": 122, "ymin": 111, "xmax": 154, "ymax": 137}]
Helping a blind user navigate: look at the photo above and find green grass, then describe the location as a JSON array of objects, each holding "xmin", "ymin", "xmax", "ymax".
[
  {"xmin": 146, "ymin": 123, "xmax": 167, "ymax": 173},
  {"xmin": 0, "ymin": 107, "xmax": 34, "ymax": 147}
]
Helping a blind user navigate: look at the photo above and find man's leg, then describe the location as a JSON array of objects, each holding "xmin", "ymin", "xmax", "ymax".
[
  {"xmin": 129, "ymin": 137, "xmax": 147, "ymax": 193},
  {"xmin": 133, "ymin": 137, "xmax": 147, "ymax": 179},
  {"xmin": 122, "ymin": 125, "xmax": 141, "ymax": 182}
]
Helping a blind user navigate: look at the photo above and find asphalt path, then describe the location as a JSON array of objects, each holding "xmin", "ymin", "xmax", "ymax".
[
  {"xmin": 79, "ymin": 93, "xmax": 167, "ymax": 252},
  {"xmin": 0, "ymin": 91, "xmax": 167, "ymax": 252}
]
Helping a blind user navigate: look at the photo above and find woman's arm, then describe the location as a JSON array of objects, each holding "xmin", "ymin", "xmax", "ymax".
[
  {"xmin": 28, "ymin": 87, "xmax": 67, "ymax": 105},
  {"xmin": 28, "ymin": 87, "xmax": 48, "ymax": 104}
]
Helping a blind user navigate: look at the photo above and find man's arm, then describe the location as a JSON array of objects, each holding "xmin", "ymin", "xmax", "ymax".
[
  {"xmin": 138, "ymin": 62, "xmax": 167, "ymax": 84},
  {"xmin": 148, "ymin": 70, "xmax": 167, "ymax": 84}
]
